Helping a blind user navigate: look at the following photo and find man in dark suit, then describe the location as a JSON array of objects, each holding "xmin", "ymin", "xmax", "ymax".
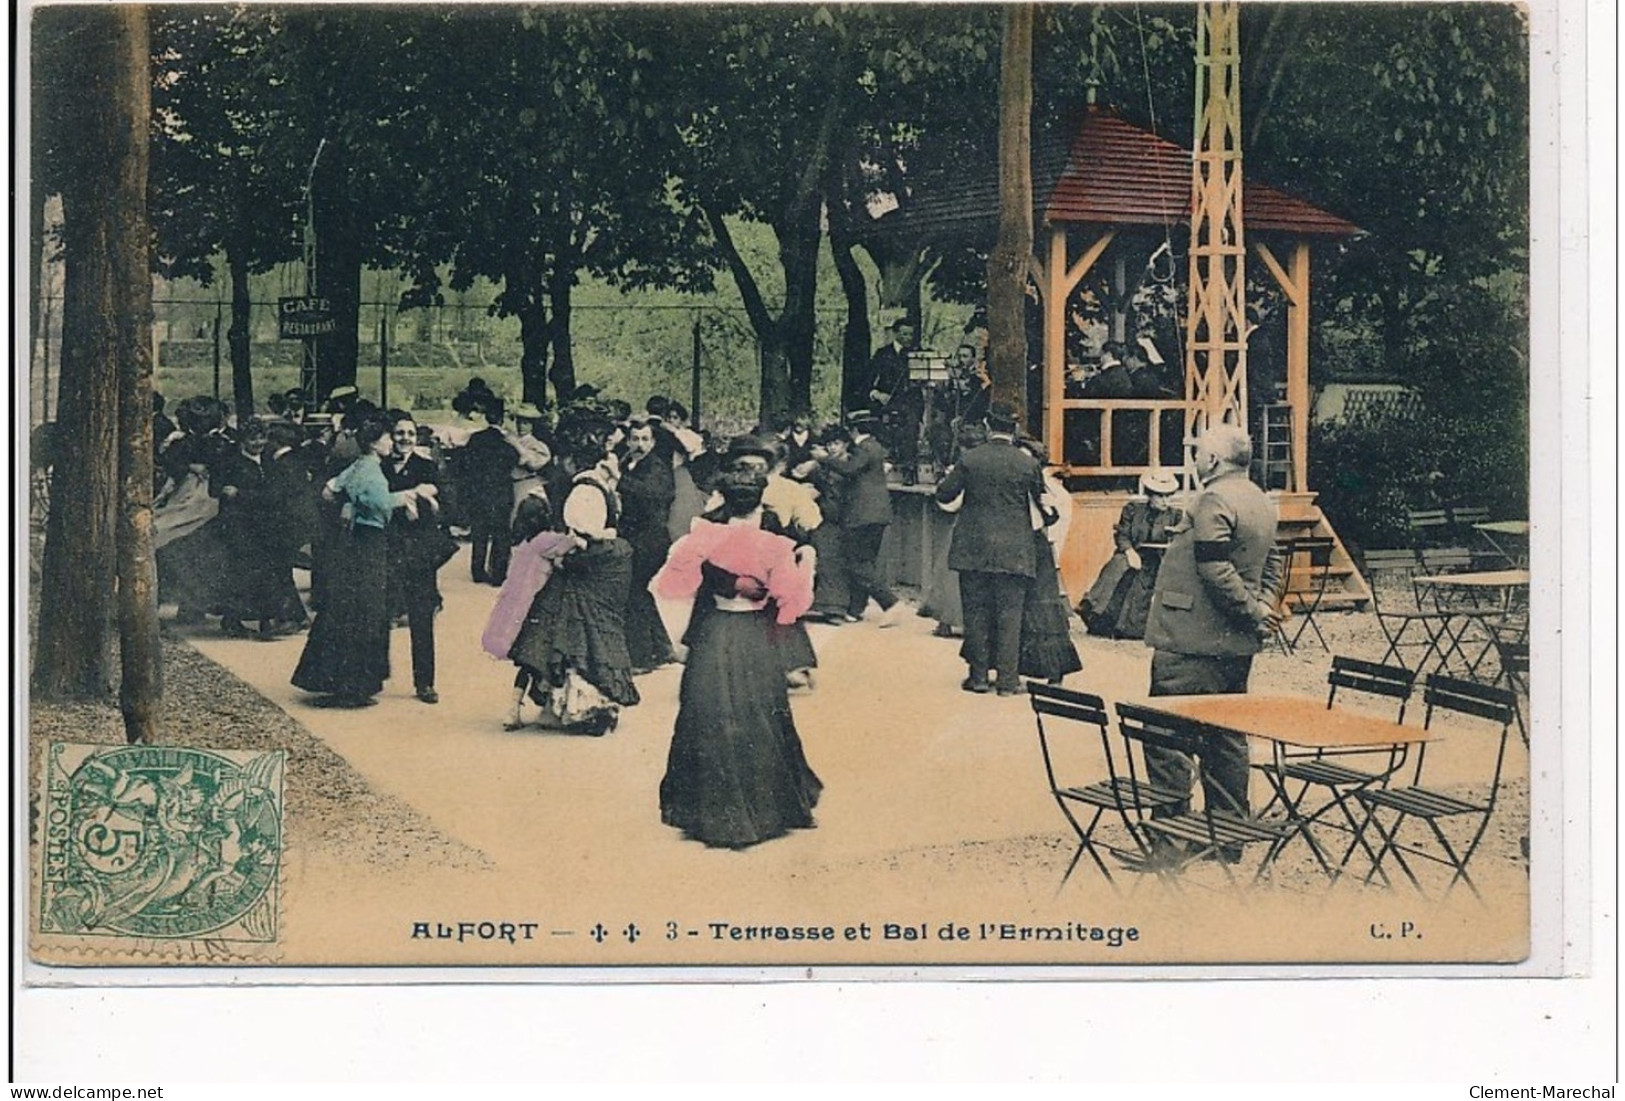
[
  {"xmin": 815, "ymin": 410, "xmax": 904, "ymax": 626},
  {"xmin": 1143, "ymin": 424, "xmax": 1284, "ymax": 855},
  {"xmin": 385, "ymin": 412, "xmax": 447, "ymax": 703},
  {"xmin": 852, "ymin": 319, "xmax": 914, "ymax": 413},
  {"xmin": 865, "ymin": 320, "xmax": 923, "ymax": 482},
  {"xmin": 618, "ymin": 418, "xmax": 677, "ymax": 672},
  {"xmin": 458, "ymin": 400, "xmax": 520, "ymax": 584},
  {"xmin": 935, "ymin": 403, "xmax": 1046, "ymax": 695},
  {"xmin": 211, "ymin": 419, "xmax": 280, "ymax": 638}
]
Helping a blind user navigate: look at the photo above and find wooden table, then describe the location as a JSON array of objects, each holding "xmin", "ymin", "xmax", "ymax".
[
  {"xmin": 1471, "ymin": 521, "xmax": 1531, "ymax": 568},
  {"xmin": 1137, "ymin": 695, "xmax": 1431, "ymax": 878}
]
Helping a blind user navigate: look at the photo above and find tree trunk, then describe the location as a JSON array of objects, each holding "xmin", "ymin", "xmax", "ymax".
[
  {"xmin": 775, "ymin": 212, "xmax": 821, "ymax": 423},
  {"xmin": 109, "ymin": 7, "xmax": 161, "ymax": 744},
  {"xmin": 546, "ymin": 266, "xmax": 577, "ymax": 405},
  {"xmin": 828, "ymin": 212, "xmax": 871, "ymax": 417},
  {"xmin": 757, "ymin": 331, "xmax": 792, "ymax": 430},
  {"xmin": 34, "ymin": 18, "xmax": 122, "ymax": 701},
  {"xmin": 986, "ymin": 4, "xmax": 1035, "ymax": 423},
  {"xmin": 510, "ymin": 269, "xmax": 551, "ymax": 408},
  {"xmin": 312, "ymin": 163, "xmax": 362, "ymax": 401},
  {"xmin": 227, "ymin": 245, "xmax": 254, "ymax": 423},
  {"xmin": 31, "ymin": 196, "xmax": 46, "ymax": 423}
]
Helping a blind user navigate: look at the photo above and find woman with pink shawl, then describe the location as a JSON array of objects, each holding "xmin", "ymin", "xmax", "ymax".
[{"xmin": 651, "ymin": 468, "xmax": 821, "ymax": 849}]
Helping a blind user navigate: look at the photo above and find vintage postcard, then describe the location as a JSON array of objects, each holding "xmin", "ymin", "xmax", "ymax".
[{"xmin": 19, "ymin": 0, "xmax": 1562, "ymax": 981}]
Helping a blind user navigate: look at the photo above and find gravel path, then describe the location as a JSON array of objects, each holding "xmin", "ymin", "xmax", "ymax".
[{"xmin": 27, "ymin": 636, "xmax": 490, "ymax": 874}]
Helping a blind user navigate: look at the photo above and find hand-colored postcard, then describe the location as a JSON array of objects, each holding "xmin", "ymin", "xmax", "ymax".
[{"xmin": 22, "ymin": 0, "xmax": 1555, "ymax": 973}]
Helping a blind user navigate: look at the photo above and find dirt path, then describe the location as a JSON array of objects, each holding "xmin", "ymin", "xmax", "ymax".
[{"xmin": 174, "ymin": 545, "xmax": 1529, "ymax": 965}]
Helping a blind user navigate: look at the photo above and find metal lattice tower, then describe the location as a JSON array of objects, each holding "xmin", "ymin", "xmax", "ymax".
[{"xmin": 1183, "ymin": 1, "xmax": 1248, "ymax": 455}]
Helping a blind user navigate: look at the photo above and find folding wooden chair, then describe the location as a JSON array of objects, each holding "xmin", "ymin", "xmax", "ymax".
[
  {"xmin": 1350, "ymin": 675, "xmax": 1518, "ymax": 898},
  {"xmin": 1027, "ymin": 683, "xmax": 1184, "ymax": 891},
  {"xmin": 1282, "ymin": 536, "xmax": 1336, "ymax": 652},
  {"xmin": 1112, "ymin": 703, "xmax": 1292, "ymax": 887},
  {"xmin": 1254, "ymin": 658, "xmax": 1416, "ymax": 879}
]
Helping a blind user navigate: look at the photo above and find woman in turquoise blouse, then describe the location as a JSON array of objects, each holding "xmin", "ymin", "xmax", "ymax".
[{"xmin": 293, "ymin": 417, "xmax": 436, "ymax": 706}]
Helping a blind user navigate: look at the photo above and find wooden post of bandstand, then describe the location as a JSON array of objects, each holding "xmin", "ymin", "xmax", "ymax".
[{"xmin": 1183, "ymin": 0, "xmax": 1248, "ymax": 460}]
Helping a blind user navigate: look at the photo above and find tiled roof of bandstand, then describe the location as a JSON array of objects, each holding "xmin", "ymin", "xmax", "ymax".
[{"xmin": 870, "ymin": 107, "xmax": 1363, "ymax": 242}]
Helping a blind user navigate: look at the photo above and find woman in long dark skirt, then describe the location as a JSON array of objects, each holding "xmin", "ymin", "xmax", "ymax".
[
  {"xmin": 506, "ymin": 448, "xmax": 641, "ymax": 735},
  {"xmin": 1016, "ymin": 444, "xmax": 1083, "ymax": 685},
  {"xmin": 292, "ymin": 418, "xmax": 436, "ymax": 707},
  {"xmin": 652, "ymin": 469, "xmax": 821, "ymax": 850}
]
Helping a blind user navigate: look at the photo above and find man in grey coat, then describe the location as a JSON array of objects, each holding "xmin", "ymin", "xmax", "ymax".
[
  {"xmin": 935, "ymin": 403, "xmax": 1046, "ymax": 696},
  {"xmin": 1143, "ymin": 424, "xmax": 1284, "ymax": 853}
]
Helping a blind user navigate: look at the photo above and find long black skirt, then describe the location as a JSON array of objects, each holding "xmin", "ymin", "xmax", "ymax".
[
  {"xmin": 510, "ymin": 538, "xmax": 640, "ymax": 707},
  {"xmin": 1018, "ymin": 533, "xmax": 1083, "ymax": 681},
  {"xmin": 625, "ymin": 538, "xmax": 676, "ymax": 671},
  {"xmin": 292, "ymin": 524, "xmax": 391, "ymax": 698},
  {"xmin": 660, "ymin": 604, "xmax": 822, "ymax": 849},
  {"xmin": 807, "ymin": 523, "xmax": 850, "ymax": 620}
]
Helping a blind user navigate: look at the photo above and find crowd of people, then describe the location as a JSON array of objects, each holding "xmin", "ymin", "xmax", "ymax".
[{"xmin": 146, "ymin": 363, "xmax": 1282, "ymax": 861}]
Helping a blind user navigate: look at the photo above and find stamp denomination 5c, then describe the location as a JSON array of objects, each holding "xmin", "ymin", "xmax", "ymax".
[{"xmin": 38, "ymin": 743, "xmax": 285, "ymax": 946}]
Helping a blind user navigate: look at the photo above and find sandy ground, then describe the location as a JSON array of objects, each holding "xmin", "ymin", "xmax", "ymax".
[{"xmin": 28, "ymin": 546, "xmax": 1530, "ymax": 968}]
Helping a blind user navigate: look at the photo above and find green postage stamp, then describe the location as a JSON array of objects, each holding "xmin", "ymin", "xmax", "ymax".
[{"xmin": 38, "ymin": 743, "xmax": 285, "ymax": 948}]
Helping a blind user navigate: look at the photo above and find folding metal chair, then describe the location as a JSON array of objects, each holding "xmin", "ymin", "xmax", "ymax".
[
  {"xmin": 1448, "ymin": 506, "xmax": 1506, "ymax": 570},
  {"xmin": 1405, "ymin": 508, "xmax": 1452, "ymax": 557},
  {"xmin": 1112, "ymin": 703, "xmax": 1292, "ymax": 887},
  {"xmin": 1282, "ymin": 536, "xmax": 1336, "ymax": 652},
  {"xmin": 1349, "ymin": 675, "xmax": 1518, "ymax": 898},
  {"xmin": 1365, "ymin": 552, "xmax": 1458, "ymax": 674},
  {"xmin": 1265, "ymin": 541, "xmax": 1298, "ymax": 656},
  {"xmin": 1254, "ymin": 658, "xmax": 1416, "ymax": 879},
  {"xmin": 1492, "ymin": 635, "xmax": 1529, "ymax": 746},
  {"xmin": 1027, "ymin": 683, "xmax": 1184, "ymax": 891}
]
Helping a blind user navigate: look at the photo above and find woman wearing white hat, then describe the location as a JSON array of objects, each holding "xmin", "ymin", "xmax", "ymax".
[{"xmin": 1079, "ymin": 469, "xmax": 1184, "ymax": 640}]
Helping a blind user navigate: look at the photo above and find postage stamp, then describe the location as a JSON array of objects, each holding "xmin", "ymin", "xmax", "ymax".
[{"xmin": 37, "ymin": 743, "xmax": 284, "ymax": 948}]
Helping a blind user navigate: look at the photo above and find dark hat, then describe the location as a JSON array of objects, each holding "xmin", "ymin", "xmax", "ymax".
[
  {"xmin": 725, "ymin": 434, "xmax": 781, "ymax": 465},
  {"xmin": 987, "ymin": 402, "xmax": 1018, "ymax": 433}
]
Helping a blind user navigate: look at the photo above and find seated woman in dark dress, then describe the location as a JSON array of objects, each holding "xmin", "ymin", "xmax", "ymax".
[
  {"xmin": 651, "ymin": 468, "xmax": 821, "ymax": 850},
  {"xmin": 1079, "ymin": 469, "xmax": 1184, "ymax": 639}
]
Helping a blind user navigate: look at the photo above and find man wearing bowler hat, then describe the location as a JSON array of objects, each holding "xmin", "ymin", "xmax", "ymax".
[{"xmin": 935, "ymin": 402, "xmax": 1046, "ymax": 695}]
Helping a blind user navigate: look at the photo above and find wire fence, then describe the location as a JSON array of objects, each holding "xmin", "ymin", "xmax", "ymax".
[{"xmin": 30, "ymin": 293, "xmax": 994, "ymax": 432}]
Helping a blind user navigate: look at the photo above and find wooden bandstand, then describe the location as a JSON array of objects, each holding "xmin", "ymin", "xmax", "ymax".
[{"xmin": 870, "ymin": 103, "xmax": 1370, "ymax": 609}]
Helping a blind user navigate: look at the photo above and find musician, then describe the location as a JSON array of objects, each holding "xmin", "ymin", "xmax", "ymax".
[{"xmin": 864, "ymin": 319, "xmax": 923, "ymax": 483}]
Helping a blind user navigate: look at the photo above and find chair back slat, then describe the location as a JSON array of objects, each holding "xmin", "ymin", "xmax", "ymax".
[
  {"xmin": 1424, "ymin": 675, "xmax": 1517, "ymax": 725},
  {"xmin": 1115, "ymin": 703, "xmax": 1206, "ymax": 758},
  {"xmin": 1328, "ymin": 656, "xmax": 1415, "ymax": 701},
  {"xmin": 1450, "ymin": 506, "xmax": 1491, "ymax": 527},
  {"xmin": 1027, "ymin": 682, "xmax": 1109, "ymax": 727}
]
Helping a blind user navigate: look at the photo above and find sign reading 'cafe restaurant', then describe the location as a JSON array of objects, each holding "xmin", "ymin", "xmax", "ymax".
[{"xmin": 277, "ymin": 295, "xmax": 338, "ymax": 339}]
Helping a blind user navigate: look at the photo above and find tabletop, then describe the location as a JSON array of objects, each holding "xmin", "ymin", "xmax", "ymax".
[
  {"xmin": 1474, "ymin": 520, "xmax": 1530, "ymax": 536},
  {"xmin": 1413, "ymin": 569, "xmax": 1531, "ymax": 588},
  {"xmin": 1141, "ymin": 695, "xmax": 1431, "ymax": 751}
]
